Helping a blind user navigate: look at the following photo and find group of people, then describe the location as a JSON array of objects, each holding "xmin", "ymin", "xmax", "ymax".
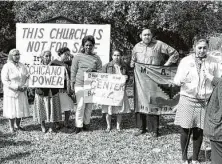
[{"xmin": 2, "ymin": 28, "xmax": 222, "ymax": 164}]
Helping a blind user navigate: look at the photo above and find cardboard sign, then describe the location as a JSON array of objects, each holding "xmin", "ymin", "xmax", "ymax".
[
  {"xmin": 28, "ymin": 65, "xmax": 65, "ymax": 88},
  {"xmin": 84, "ymin": 72, "xmax": 127, "ymax": 106},
  {"xmin": 16, "ymin": 23, "xmax": 111, "ymax": 66}
]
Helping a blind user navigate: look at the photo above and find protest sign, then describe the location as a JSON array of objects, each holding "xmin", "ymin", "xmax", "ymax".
[
  {"xmin": 16, "ymin": 23, "xmax": 111, "ymax": 66},
  {"xmin": 134, "ymin": 63, "xmax": 180, "ymax": 115},
  {"xmin": 84, "ymin": 72, "xmax": 127, "ymax": 106},
  {"xmin": 28, "ymin": 65, "xmax": 65, "ymax": 88}
]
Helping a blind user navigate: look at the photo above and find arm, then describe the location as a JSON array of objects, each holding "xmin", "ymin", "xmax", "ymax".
[
  {"xmin": 1, "ymin": 64, "xmax": 19, "ymax": 91},
  {"xmin": 70, "ymin": 56, "xmax": 78, "ymax": 90},
  {"xmin": 96, "ymin": 56, "xmax": 102, "ymax": 72},
  {"xmin": 160, "ymin": 41, "xmax": 179, "ymax": 66},
  {"xmin": 173, "ymin": 59, "xmax": 187, "ymax": 86},
  {"xmin": 130, "ymin": 47, "xmax": 137, "ymax": 68}
]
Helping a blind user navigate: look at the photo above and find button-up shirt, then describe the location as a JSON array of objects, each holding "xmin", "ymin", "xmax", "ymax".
[{"xmin": 130, "ymin": 40, "xmax": 179, "ymax": 67}]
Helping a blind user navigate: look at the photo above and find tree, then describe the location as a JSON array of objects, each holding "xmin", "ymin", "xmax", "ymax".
[{"xmin": 0, "ymin": 1, "xmax": 15, "ymax": 52}]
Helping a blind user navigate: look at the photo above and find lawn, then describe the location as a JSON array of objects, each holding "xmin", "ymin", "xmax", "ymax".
[{"xmin": 0, "ymin": 90, "xmax": 212, "ymax": 164}]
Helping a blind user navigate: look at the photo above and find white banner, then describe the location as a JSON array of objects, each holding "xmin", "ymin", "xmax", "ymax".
[
  {"xmin": 84, "ymin": 72, "xmax": 127, "ymax": 106},
  {"xmin": 28, "ymin": 65, "xmax": 65, "ymax": 88},
  {"xmin": 16, "ymin": 23, "xmax": 111, "ymax": 66}
]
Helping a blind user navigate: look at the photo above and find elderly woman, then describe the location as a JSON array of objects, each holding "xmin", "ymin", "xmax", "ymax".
[
  {"xmin": 71, "ymin": 35, "xmax": 102, "ymax": 134},
  {"xmin": 1, "ymin": 49, "xmax": 30, "ymax": 133},
  {"xmin": 49, "ymin": 47, "xmax": 74, "ymax": 128},
  {"xmin": 173, "ymin": 37, "xmax": 220, "ymax": 164},
  {"xmin": 33, "ymin": 50, "xmax": 62, "ymax": 133}
]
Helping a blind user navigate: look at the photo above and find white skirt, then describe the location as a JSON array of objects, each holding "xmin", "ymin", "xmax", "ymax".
[
  {"xmin": 3, "ymin": 92, "xmax": 30, "ymax": 119},
  {"xmin": 59, "ymin": 92, "xmax": 75, "ymax": 112}
]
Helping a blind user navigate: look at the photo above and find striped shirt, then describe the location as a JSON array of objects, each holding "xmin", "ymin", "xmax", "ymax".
[{"xmin": 70, "ymin": 53, "xmax": 102, "ymax": 86}]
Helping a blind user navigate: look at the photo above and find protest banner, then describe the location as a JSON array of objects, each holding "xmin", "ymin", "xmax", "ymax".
[
  {"xmin": 84, "ymin": 72, "xmax": 127, "ymax": 106},
  {"xmin": 134, "ymin": 63, "xmax": 180, "ymax": 115},
  {"xmin": 16, "ymin": 23, "xmax": 111, "ymax": 66},
  {"xmin": 28, "ymin": 65, "xmax": 65, "ymax": 88}
]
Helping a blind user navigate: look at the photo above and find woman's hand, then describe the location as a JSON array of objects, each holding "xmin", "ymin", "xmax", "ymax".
[{"xmin": 86, "ymin": 68, "xmax": 96, "ymax": 72}]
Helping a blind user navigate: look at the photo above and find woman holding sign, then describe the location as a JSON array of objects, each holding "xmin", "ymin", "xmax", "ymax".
[
  {"xmin": 71, "ymin": 35, "xmax": 102, "ymax": 134},
  {"xmin": 102, "ymin": 50, "xmax": 130, "ymax": 132},
  {"xmin": 33, "ymin": 50, "xmax": 62, "ymax": 133},
  {"xmin": 173, "ymin": 37, "xmax": 220, "ymax": 164},
  {"xmin": 49, "ymin": 47, "xmax": 74, "ymax": 129},
  {"xmin": 1, "ymin": 49, "xmax": 30, "ymax": 133}
]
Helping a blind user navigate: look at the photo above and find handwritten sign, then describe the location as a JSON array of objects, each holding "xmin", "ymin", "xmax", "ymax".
[
  {"xmin": 16, "ymin": 23, "xmax": 110, "ymax": 66},
  {"xmin": 84, "ymin": 72, "xmax": 127, "ymax": 106},
  {"xmin": 28, "ymin": 65, "xmax": 65, "ymax": 88},
  {"xmin": 134, "ymin": 63, "xmax": 179, "ymax": 115}
]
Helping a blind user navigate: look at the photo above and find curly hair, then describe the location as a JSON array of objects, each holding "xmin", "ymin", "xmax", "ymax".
[{"xmin": 57, "ymin": 47, "xmax": 70, "ymax": 56}]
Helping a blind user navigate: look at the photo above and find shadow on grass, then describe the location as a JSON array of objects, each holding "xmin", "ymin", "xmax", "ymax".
[
  {"xmin": 199, "ymin": 149, "xmax": 211, "ymax": 163},
  {"xmin": 0, "ymin": 151, "xmax": 31, "ymax": 163}
]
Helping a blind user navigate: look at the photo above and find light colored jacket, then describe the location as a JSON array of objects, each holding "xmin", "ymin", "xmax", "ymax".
[
  {"xmin": 130, "ymin": 40, "xmax": 179, "ymax": 67},
  {"xmin": 174, "ymin": 53, "xmax": 220, "ymax": 99},
  {"xmin": 1, "ymin": 61, "xmax": 28, "ymax": 98}
]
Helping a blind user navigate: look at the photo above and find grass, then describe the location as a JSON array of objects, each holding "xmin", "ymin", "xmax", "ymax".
[{"xmin": 0, "ymin": 89, "xmax": 212, "ymax": 164}]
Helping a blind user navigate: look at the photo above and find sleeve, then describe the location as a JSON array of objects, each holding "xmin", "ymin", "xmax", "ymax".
[
  {"xmin": 173, "ymin": 59, "xmax": 186, "ymax": 86},
  {"xmin": 1, "ymin": 64, "xmax": 19, "ymax": 91},
  {"xmin": 23, "ymin": 64, "xmax": 29, "ymax": 87},
  {"xmin": 96, "ymin": 56, "xmax": 102, "ymax": 72},
  {"xmin": 101, "ymin": 63, "xmax": 108, "ymax": 73},
  {"xmin": 130, "ymin": 47, "xmax": 137, "ymax": 68},
  {"xmin": 160, "ymin": 41, "xmax": 179, "ymax": 64},
  {"xmin": 70, "ymin": 56, "xmax": 78, "ymax": 83}
]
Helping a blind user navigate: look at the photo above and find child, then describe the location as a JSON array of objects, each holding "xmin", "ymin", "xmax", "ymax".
[{"xmin": 102, "ymin": 50, "xmax": 131, "ymax": 132}]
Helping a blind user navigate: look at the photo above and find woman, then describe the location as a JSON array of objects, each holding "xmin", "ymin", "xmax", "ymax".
[
  {"xmin": 173, "ymin": 38, "xmax": 220, "ymax": 164},
  {"xmin": 33, "ymin": 50, "xmax": 62, "ymax": 133},
  {"xmin": 49, "ymin": 47, "xmax": 74, "ymax": 128},
  {"xmin": 203, "ymin": 50, "xmax": 222, "ymax": 164},
  {"xmin": 102, "ymin": 50, "xmax": 131, "ymax": 132},
  {"xmin": 1, "ymin": 49, "xmax": 30, "ymax": 133},
  {"xmin": 71, "ymin": 35, "xmax": 102, "ymax": 134}
]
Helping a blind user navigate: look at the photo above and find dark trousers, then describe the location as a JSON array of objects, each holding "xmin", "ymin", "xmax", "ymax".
[
  {"xmin": 135, "ymin": 113, "xmax": 159, "ymax": 133},
  {"xmin": 211, "ymin": 140, "xmax": 222, "ymax": 164},
  {"xmin": 180, "ymin": 127, "xmax": 203, "ymax": 161}
]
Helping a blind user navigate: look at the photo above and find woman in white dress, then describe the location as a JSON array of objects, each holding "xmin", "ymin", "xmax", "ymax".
[{"xmin": 1, "ymin": 49, "xmax": 30, "ymax": 133}]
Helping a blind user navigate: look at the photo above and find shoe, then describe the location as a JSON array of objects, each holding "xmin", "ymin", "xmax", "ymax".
[
  {"xmin": 82, "ymin": 124, "xmax": 89, "ymax": 131},
  {"xmin": 150, "ymin": 131, "xmax": 158, "ymax": 138},
  {"xmin": 41, "ymin": 126, "xmax": 46, "ymax": 133},
  {"xmin": 182, "ymin": 160, "xmax": 188, "ymax": 164},
  {"xmin": 105, "ymin": 127, "xmax": 111, "ymax": 133},
  {"xmin": 134, "ymin": 129, "xmax": 147, "ymax": 136},
  {"xmin": 191, "ymin": 160, "xmax": 200, "ymax": 164},
  {"xmin": 9, "ymin": 128, "xmax": 15, "ymax": 133},
  {"xmin": 75, "ymin": 128, "xmax": 82, "ymax": 134},
  {"xmin": 15, "ymin": 126, "xmax": 25, "ymax": 131},
  {"xmin": 48, "ymin": 128, "xmax": 56, "ymax": 133}
]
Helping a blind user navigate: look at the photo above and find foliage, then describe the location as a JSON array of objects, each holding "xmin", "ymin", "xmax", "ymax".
[
  {"xmin": 0, "ymin": 1, "xmax": 15, "ymax": 52},
  {"xmin": 1, "ymin": 1, "xmax": 222, "ymax": 55}
]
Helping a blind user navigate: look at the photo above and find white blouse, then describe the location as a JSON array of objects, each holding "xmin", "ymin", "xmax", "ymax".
[
  {"xmin": 1, "ymin": 61, "xmax": 29, "ymax": 98},
  {"xmin": 174, "ymin": 54, "xmax": 221, "ymax": 99}
]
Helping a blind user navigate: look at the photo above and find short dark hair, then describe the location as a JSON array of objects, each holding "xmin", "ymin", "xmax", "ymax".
[
  {"xmin": 140, "ymin": 27, "xmax": 156, "ymax": 36},
  {"xmin": 112, "ymin": 49, "xmax": 123, "ymax": 56},
  {"xmin": 57, "ymin": 47, "xmax": 70, "ymax": 56},
  {"xmin": 193, "ymin": 35, "xmax": 209, "ymax": 47},
  {"xmin": 82, "ymin": 35, "xmax": 95, "ymax": 47}
]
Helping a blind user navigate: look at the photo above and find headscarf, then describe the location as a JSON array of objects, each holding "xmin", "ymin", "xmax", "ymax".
[
  {"xmin": 40, "ymin": 50, "xmax": 51, "ymax": 65},
  {"xmin": 7, "ymin": 49, "xmax": 20, "ymax": 63}
]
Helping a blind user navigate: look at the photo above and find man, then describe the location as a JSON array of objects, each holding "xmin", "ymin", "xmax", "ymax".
[{"xmin": 130, "ymin": 28, "xmax": 179, "ymax": 137}]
